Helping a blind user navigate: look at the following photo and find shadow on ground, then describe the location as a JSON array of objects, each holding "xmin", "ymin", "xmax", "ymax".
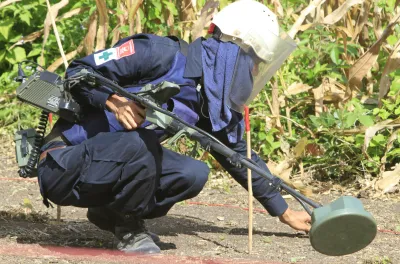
[{"xmin": 0, "ymin": 210, "xmax": 305, "ymax": 252}]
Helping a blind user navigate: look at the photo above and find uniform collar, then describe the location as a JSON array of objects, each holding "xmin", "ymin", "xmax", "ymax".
[{"xmin": 183, "ymin": 37, "xmax": 204, "ymax": 78}]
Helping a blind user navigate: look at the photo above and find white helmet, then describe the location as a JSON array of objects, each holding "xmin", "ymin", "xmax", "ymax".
[{"xmin": 211, "ymin": 0, "xmax": 297, "ymax": 112}]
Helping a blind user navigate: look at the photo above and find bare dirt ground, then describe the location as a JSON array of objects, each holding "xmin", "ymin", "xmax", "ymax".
[{"xmin": 0, "ymin": 138, "xmax": 399, "ymax": 264}]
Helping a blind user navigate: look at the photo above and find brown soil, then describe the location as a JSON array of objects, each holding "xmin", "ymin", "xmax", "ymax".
[{"xmin": 0, "ymin": 138, "xmax": 399, "ymax": 264}]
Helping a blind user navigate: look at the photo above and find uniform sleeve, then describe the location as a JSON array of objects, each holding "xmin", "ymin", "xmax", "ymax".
[
  {"xmin": 196, "ymin": 113, "xmax": 288, "ymax": 216},
  {"xmin": 210, "ymin": 138, "xmax": 288, "ymax": 216},
  {"xmin": 65, "ymin": 35, "xmax": 179, "ymax": 109}
]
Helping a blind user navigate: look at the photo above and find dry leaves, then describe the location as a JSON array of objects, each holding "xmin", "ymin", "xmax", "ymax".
[
  {"xmin": 380, "ymin": 129, "xmax": 400, "ymax": 174},
  {"xmin": 271, "ymin": 0, "xmax": 284, "ymax": 17},
  {"xmin": 311, "ymin": 77, "xmax": 347, "ymax": 116},
  {"xmin": 375, "ymin": 164, "xmax": 400, "ymax": 194},
  {"xmin": 267, "ymin": 142, "xmax": 314, "ymax": 197},
  {"xmin": 293, "ymin": 137, "xmax": 308, "ymax": 158},
  {"xmin": 348, "ymin": 10, "xmax": 400, "ymax": 92},
  {"xmin": 267, "ymin": 159, "xmax": 293, "ymax": 184},
  {"xmin": 322, "ymin": 0, "xmax": 364, "ymax": 25},
  {"xmin": 379, "ymin": 39, "xmax": 400, "ymax": 106},
  {"xmin": 288, "ymin": 0, "xmax": 326, "ymax": 39},
  {"xmin": 363, "ymin": 119, "xmax": 400, "ymax": 153},
  {"xmin": 284, "ymin": 82, "xmax": 312, "ymax": 96},
  {"xmin": 352, "ymin": 0, "xmax": 370, "ymax": 41}
]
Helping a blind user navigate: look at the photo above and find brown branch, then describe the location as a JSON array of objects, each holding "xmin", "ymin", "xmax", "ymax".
[
  {"xmin": 179, "ymin": 0, "xmax": 195, "ymax": 41},
  {"xmin": 10, "ymin": 7, "xmax": 87, "ymax": 50},
  {"xmin": 95, "ymin": 0, "xmax": 109, "ymax": 51},
  {"xmin": 127, "ymin": 0, "xmax": 143, "ymax": 36},
  {"xmin": 136, "ymin": 7, "xmax": 142, "ymax": 33},
  {"xmin": 84, "ymin": 11, "xmax": 98, "ymax": 55},
  {"xmin": 40, "ymin": 0, "xmax": 69, "ymax": 67},
  {"xmin": 164, "ymin": 0, "xmax": 176, "ymax": 35},
  {"xmin": 47, "ymin": 43, "xmax": 84, "ymax": 72},
  {"xmin": 10, "ymin": 30, "xmax": 44, "ymax": 49},
  {"xmin": 272, "ymin": 81, "xmax": 284, "ymax": 134},
  {"xmin": 112, "ymin": 2, "xmax": 127, "ymax": 45},
  {"xmin": 58, "ymin": 7, "xmax": 89, "ymax": 20},
  {"xmin": 191, "ymin": 0, "xmax": 219, "ymax": 40},
  {"xmin": 278, "ymin": 115, "xmax": 316, "ymax": 138}
]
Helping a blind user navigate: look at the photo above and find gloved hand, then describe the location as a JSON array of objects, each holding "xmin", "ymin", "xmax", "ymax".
[
  {"xmin": 106, "ymin": 94, "xmax": 146, "ymax": 130},
  {"xmin": 279, "ymin": 208, "xmax": 312, "ymax": 233}
]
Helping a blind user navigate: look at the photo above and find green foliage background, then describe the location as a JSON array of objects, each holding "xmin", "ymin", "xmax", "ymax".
[{"xmin": 0, "ymin": 0, "xmax": 399, "ymax": 184}]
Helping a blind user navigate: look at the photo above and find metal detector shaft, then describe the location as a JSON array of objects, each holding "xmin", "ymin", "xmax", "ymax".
[
  {"xmin": 189, "ymin": 130, "xmax": 322, "ymax": 210},
  {"xmin": 74, "ymin": 70, "xmax": 322, "ymax": 213}
]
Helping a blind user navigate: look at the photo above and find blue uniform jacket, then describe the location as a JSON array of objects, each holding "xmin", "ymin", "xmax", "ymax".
[{"xmin": 56, "ymin": 33, "xmax": 288, "ymax": 216}]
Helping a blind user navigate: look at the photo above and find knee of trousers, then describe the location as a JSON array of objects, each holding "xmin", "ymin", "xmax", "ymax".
[
  {"xmin": 87, "ymin": 208, "xmax": 115, "ymax": 232},
  {"xmin": 121, "ymin": 130, "xmax": 162, "ymax": 160},
  {"xmin": 179, "ymin": 160, "xmax": 209, "ymax": 197}
]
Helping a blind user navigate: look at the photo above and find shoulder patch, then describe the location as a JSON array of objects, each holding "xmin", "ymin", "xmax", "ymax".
[{"xmin": 94, "ymin": 40, "xmax": 135, "ymax": 66}]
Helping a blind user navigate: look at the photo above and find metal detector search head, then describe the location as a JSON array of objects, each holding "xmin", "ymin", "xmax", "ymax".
[{"xmin": 310, "ymin": 196, "xmax": 377, "ymax": 256}]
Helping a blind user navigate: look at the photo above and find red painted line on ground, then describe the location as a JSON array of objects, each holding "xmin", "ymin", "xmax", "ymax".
[
  {"xmin": 0, "ymin": 243, "xmax": 284, "ymax": 264},
  {"xmin": 0, "ymin": 177, "xmax": 37, "ymax": 183}
]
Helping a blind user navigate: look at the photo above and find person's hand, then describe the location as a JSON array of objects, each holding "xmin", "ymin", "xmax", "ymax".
[
  {"xmin": 106, "ymin": 94, "xmax": 146, "ymax": 130},
  {"xmin": 279, "ymin": 208, "xmax": 312, "ymax": 233}
]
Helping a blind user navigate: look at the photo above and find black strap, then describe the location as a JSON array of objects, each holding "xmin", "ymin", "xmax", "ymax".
[
  {"xmin": 167, "ymin": 36, "xmax": 189, "ymax": 57},
  {"xmin": 21, "ymin": 131, "xmax": 28, "ymax": 157}
]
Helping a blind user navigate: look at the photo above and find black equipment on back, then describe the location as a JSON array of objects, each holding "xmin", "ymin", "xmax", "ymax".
[
  {"xmin": 16, "ymin": 68, "xmax": 80, "ymax": 123},
  {"xmin": 14, "ymin": 61, "xmax": 81, "ymax": 178}
]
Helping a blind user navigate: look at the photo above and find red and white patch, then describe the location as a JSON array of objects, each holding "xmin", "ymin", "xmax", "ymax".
[{"xmin": 117, "ymin": 39, "xmax": 135, "ymax": 59}]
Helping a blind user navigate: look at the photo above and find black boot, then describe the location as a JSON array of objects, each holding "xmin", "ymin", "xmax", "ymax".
[
  {"xmin": 115, "ymin": 217, "xmax": 161, "ymax": 254},
  {"xmin": 87, "ymin": 207, "xmax": 160, "ymax": 243}
]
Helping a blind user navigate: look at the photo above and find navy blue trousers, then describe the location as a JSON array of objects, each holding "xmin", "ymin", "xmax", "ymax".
[
  {"xmin": 87, "ymin": 146, "xmax": 210, "ymax": 232},
  {"xmin": 38, "ymin": 130, "xmax": 209, "ymax": 225}
]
